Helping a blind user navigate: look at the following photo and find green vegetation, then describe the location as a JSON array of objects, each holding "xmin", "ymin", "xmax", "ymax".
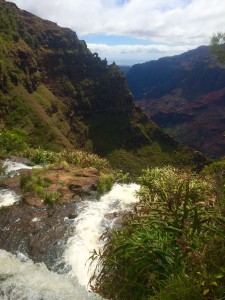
[
  {"xmin": 20, "ymin": 169, "xmax": 61, "ymax": 204},
  {"xmin": 43, "ymin": 191, "xmax": 61, "ymax": 204},
  {"xmin": 21, "ymin": 173, "xmax": 60, "ymax": 204},
  {"xmin": 0, "ymin": 160, "xmax": 5, "ymax": 175},
  {"xmin": 0, "ymin": 0, "xmax": 209, "ymax": 177},
  {"xmin": 211, "ymin": 32, "xmax": 225, "ymax": 63},
  {"xmin": 201, "ymin": 157, "xmax": 225, "ymax": 202},
  {"xmin": 18, "ymin": 148, "xmax": 116, "ymax": 204},
  {"xmin": 86, "ymin": 111, "xmax": 209, "ymax": 177},
  {"xmin": 20, "ymin": 148, "xmax": 110, "ymax": 170},
  {"xmin": 90, "ymin": 165, "xmax": 225, "ymax": 299},
  {"xmin": 97, "ymin": 172, "xmax": 115, "ymax": 194},
  {"xmin": 0, "ymin": 128, "xmax": 28, "ymax": 155},
  {"xmin": 0, "ymin": 4, "xmax": 220, "ymax": 299},
  {"xmin": 0, "ymin": 91, "xmax": 67, "ymax": 152}
]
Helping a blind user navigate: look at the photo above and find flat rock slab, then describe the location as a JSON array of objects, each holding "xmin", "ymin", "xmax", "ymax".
[
  {"xmin": 0, "ymin": 202, "xmax": 78, "ymax": 268},
  {"xmin": 0, "ymin": 163, "xmax": 102, "ymax": 270},
  {"xmin": 1, "ymin": 164, "xmax": 101, "ymax": 206}
]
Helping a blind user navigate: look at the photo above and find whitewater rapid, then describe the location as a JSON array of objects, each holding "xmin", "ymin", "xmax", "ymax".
[
  {"xmin": 0, "ymin": 160, "xmax": 140, "ymax": 299},
  {"xmin": 0, "ymin": 159, "xmax": 33, "ymax": 207},
  {"xmin": 64, "ymin": 183, "xmax": 140, "ymax": 288},
  {"xmin": 0, "ymin": 159, "xmax": 42, "ymax": 207},
  {"xmin": 0, "ymin": 250, "xmax": 89, "ymax": 300}
]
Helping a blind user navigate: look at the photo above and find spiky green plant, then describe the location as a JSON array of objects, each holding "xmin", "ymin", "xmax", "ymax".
[
  {"xmin": 90, "ymin": 166, "xmax": 221, "ymax": 300},
  {"xmin": 20, "ymin": 148, "xmax": 110, "ymax": 171},
  {"xmin": 44, "ymin": 191, "xmax": 60, "ymax": 204}
]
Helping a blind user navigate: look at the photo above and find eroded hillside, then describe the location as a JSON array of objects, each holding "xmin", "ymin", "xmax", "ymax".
[
  {"xmin": 0, "ymin": 0, "xmax": 209, "ymax": 174},
  {"xmin": 126, "ymin": 46, "xmax": 225, "ymax": 158}
]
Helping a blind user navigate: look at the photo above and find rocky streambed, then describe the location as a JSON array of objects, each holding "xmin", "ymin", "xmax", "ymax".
[
  {"xmin": 0, "ymin": 158, "xmax": 100, "ymax": 269},
  {"xmin": 0, "ymin": 157, "xmax": 140, "ymax": 299}
]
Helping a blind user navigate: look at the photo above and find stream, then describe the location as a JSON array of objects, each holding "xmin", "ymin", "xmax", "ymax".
[{"xmin": 0, "ymin": 160, "xmax": 140, "ymax": 299}]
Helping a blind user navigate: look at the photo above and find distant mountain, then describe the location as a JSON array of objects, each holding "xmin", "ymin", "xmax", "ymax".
[
  {"xmin": 119, "ymin": 65, "xmax": 132, "ymax": 75},
  {"xmin": 126, "ymin": 46, "xmax": 225, "ymax": 157},
  {"xmin": 0, "ymin": 0, "xmax": 208, "ymax": 174}
]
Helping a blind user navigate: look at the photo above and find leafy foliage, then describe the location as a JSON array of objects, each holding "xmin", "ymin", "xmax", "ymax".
[
  {"xmin": 20, "ymin": 170, "xmax": 60, "ymax": 204},
  {"xmin": 97, "ymin": 172, "xmax": 115, "ymax": 194},
  {"xmin": 201, "ymin": 157, "xmax": 225, "ymax": 202},
  {"xmin": 20, "ymin": 148, "xmax": 110, "ymax": 171},
  {"xmin": 211, "ymin": 32, "xmax": 225, "ymax": 63},
  {"xmin": 90, "ymin": 166, "xmax": 225, "ymax": 299},
  {"xmin": 0, "ymin": 128, "xmax": 28, "ymax": 154}
]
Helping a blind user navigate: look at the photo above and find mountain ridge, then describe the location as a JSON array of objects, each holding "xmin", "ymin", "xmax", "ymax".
[
  {"xmin": 0, "ymin": 0, "xmax": 209, "ymax": 174},
  {"xmin": 126, "ymin": 45, "xmax": 225, "ymax": 157}
]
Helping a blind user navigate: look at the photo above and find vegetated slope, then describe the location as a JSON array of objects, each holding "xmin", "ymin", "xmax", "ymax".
[
  {"xmin": 126, "ymin": 46, "xmax": 225, "ymax": 158},
  {"xmin": 0, "ymin": 0, "xmax": 208, "ymax": 175}
]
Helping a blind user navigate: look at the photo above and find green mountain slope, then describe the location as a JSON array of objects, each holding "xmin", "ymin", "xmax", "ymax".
[
  {"xmin": 126, "ymin": 46, "xmax": 225, "ymax": 158},
  {"xmin": 0, "ymin": 0, "xmax": 209, "ymax": 175}
]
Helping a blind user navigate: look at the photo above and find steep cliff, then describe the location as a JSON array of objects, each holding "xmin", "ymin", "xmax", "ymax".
[
  {"xmin": 0, "ymin": 0, "xmax": 209, "ymax": 174},
  {"xmin": 126, "ymin": 46, "xmax": 225, "ymax": 158}
]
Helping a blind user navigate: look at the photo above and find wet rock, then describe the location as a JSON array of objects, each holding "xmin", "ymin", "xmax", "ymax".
[
  {"xmin": 37, "ymin": 164, "xmax": 100, "ymax": 202},
  {"xmin": 23, "ymin": 191, "xmax": 43, "ymax": 207},
  {"xmin": 0, "ymin": 202, "xmax": 79, "ymax": 268},
  {"xmin": 0, "ymin": 177, "xmax": 21, "ymax": 192},
  {"xmin": 103, "ymin": 212, "xmax": 126, "ymax": 229},
  {"xmin": 68, "ymin": 212, "xmax": 77, "ymax": 219},
  {"xmin": 0, "ymin": 162, "xmax": 103, "ymax": 270}
]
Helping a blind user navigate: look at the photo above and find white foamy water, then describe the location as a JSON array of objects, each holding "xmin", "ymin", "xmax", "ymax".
[
  {"xmin": 3, "ymin": 159, "xmax": 42, "ymax": 175},
  {"xmin": 0, "ymin": 249, "xmax": 98, "ymax": 300},
  {"xmin": 3, "ymin": 159, "xmax": 33, "ymax": 174},
  {"xmin": 0, "ymin": 159, "xmax": 41, "ymax": 208},
  {"xmin": 64, "ymin": 183, "xmax": 140, "ymax": 288},
  {"xmin": 0, "ymin": 189, "xmax": 20, "ymax": 207},
  {"xmin": 0, "ymin": 159, "xmax": 140, "ymax": 299}
]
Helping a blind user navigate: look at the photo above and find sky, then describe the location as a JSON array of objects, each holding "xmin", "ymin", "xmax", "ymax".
[{"xmin": 6, "ymin": 0, "xmax": 225, "ymax": 65}]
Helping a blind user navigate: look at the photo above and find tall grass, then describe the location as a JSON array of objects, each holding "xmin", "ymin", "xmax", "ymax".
[
  {"xmin": 90, "ymin": 166, "xmax": 225, "ymax": 299},
  {"xmin": 20, "ymin": 170, "xmax": 60, "ymax": 204},
  {"xmin": 20, "ymin": 148, "xmax": 110, "ymax": 170}
]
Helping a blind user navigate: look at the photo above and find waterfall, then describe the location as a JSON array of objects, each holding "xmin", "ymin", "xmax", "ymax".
[
  {"xmin": 3, "ymin": 159, "xmax": 34, "ymax": 174},
  {"xmin": 0, "ymin": 159, "xmax": 36, "ymax": 208},
  {"xmin": 64, "ymin": 183, "xmax": 140, "ymax": 288},
  {"xmin": 0, "ymin": 250, "xmax": 86, "ymax": 300},
  {"xmin": 0, "ymin": 160, "xmax": 140, "ymax": 299}
]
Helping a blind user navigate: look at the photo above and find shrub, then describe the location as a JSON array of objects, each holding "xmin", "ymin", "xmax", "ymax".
[
  {"xmin": 20, "ymin": 171, "xmax": 55, "ymax": 204},
  {"xmin": 90, "ymin": 166, "xmax": 219, "ymax": 300},
  {"xmin": 20, "ymin": 148, "xmax": 110, "ymax": 171},
  {"xmin": 21, "ymin": 148, "xmax": 60, "ymax": 164},
  {"xmin": 115, "ymin": 170, "xmax": 130, "ymax": 184},
  {"xmin": 0, "ymin": 128, "xmax": 28, "ymax": 153},
  {"xmin": 97, "ymin": 172, "xmax": 115, "ymax": 194},
  {"xmin": 44, "ymin": 191, "xmax": 60, "ymax": 204},
  {"xmin": 201, "ymin": 157, "xmax": 225, "ymax": 202}
]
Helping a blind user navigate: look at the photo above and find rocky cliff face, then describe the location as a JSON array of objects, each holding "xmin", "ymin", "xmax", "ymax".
[
  {"xmin": 0, "ymin": 0, "xmax": 209, "ymax": 173},
  {"xmin": 126, "ymin": 46, "xmax": 225, "ymax": 158},
  {"xmin": 0, "ymin": 0, "xmax": 133, "ymax": 114}
]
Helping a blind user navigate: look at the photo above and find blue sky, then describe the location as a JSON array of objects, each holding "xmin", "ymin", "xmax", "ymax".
[{"xmin": 7, "ymin": 0, "xmax": 225, "ymax": 65}]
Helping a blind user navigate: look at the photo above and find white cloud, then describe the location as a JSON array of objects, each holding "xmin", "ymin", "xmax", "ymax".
[
  {"xmin": 87, "ymin": 43, "xmax": 194, "ymax": 65},
  {"xmin": 6, "ymin": 0, "xmax": 225, "ymax": 64},
  {"xmin": 9, "ymin": 0, "xmax": 225, "ymax": 44}
]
